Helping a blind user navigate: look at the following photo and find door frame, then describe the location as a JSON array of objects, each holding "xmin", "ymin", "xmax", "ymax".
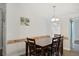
[
  {"xmin": 0, "ymin": 8, "xmax": 6, "ymax": 56},
  {"xmin": 69, "ymin": 17, "xmax": 79, "ymax": 51},
  {"xmin": 69, "ymin": 18, "xmax": 73, "ymax": 50}
]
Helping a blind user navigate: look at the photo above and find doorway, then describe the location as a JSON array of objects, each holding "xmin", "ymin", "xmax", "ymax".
[{"xmin": 70, "ymin": 17, "xmax": 79, "ymax": 51}]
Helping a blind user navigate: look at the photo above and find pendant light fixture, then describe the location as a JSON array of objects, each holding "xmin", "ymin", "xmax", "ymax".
[{"xmin": 51, "ymin": 6, "xmax": 60, "ymax": 22}]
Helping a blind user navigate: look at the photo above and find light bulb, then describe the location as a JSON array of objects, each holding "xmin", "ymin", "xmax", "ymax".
[
  {"xmin": 56, "ymin": 18, "xmax": 60, "ymax": 21},
  {"xmin": 51, "ymin": 18, "xmax": 56, "ymax": 22},
  {"xmin": 51, "ymin": 17, "xmax": 60, "ymax": 22}
]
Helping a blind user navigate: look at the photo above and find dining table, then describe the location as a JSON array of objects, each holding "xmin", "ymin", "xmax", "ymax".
[{"xmin": 25, "ymin": 35, "xmax": 63, "ymax": 56}]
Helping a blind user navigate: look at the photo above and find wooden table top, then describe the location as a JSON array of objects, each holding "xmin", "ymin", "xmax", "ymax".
[{"xmin": 25, "ymin": 35, "xmax": 52, "ymax": 47}]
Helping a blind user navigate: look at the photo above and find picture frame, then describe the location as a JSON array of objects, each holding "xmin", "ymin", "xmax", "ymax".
[{"xmin": 20, "ymin": 17, "xmax": 30, "ymax": 26}]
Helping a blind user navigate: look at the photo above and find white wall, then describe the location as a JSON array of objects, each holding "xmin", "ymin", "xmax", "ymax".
[
  {"xmin": 6, "ymin": 4, "xmax": 20, "ymax": 40},
  {"xmin": 6, "ymin": 3, "xmax": 21, "ymax": 55},
  {"xmin": 19, "ymin": 3, "xmax": 48, "ymax": 37},
  {"xmin": 6, "ymin": 3, "xmax": 49, "ymax": 55},
  {"xmin": 6, "ymin": 3, "xmax": 79, "ymax": 55}
]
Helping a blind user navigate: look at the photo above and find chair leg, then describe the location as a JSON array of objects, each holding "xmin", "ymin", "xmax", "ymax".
[{"xmin": 26, "ymin": 42, "xmax": 28, "ymax": 56}]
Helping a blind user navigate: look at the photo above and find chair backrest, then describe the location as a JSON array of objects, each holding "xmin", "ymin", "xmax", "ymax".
[
  {"xmin": 27, "ymin": 38, "xmax": 36, "ymax": 51},
  {"xmin": 54, "ymin": 34, "xmax": 63, "ymax": 47},
  {"xmin": 54, "ymin": 34, "xmax": 61, "ymax": 37},
  {"xmin": 27, "ymin": 38, "xmax": 35, "ymax": 44},
  {"xmin": 60, "ymin": 36, "xmax": 63, "ymax": 47},
  {"xmin": 52, "ymin": 37, "xmax": 61, "ymax": 51}
]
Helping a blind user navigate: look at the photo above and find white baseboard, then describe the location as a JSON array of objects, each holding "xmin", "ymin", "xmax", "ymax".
[{"xmin": 64, "ymin": 47, "xmax": 71, "ymax": 51}]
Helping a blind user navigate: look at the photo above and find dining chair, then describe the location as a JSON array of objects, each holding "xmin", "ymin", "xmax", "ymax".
[
  {"xmin": 27, "ymin": 38, "xmax": 42, "ymax": 56},
  {"xmin": 59, "ymin": 36, "xmax": 63, "ymax": 56},
  {"xmin": 47, "ymin": 36, "xmax": 61, "ymax": 56},
  {"xmin": 54, "ymin": 34, "xmax": 64, "ymax": 56},
  {"xmin": 51, "ymin": 37, "xmax": 61, "ymax": 56}
]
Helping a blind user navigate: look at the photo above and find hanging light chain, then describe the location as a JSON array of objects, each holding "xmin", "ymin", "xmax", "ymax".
[
  {"xmin": 51, "ymin": 5, "xmax": 60, "ymax": 22},
  {"xmin": 53, "ymin": 6, "xmax": 56, "ymax": 18}
]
